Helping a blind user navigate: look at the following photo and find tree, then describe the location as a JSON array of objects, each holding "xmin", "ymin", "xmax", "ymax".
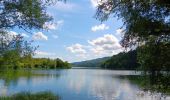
[
  {"xmin": 0, "ymin": 0, "xmax": 64, "ymax": 55},
  {"xmin": 96, "ymin": 0, "xmax": 170, "ymax": 47},
  {"xmin": 0, "ymin": 0, "xmax": 65, "ymax": 69},
  {"xmin": 0, "ymin": 0, "xmax": 62, "ymax": 30},
  {"xmin": 102, "ymin": 50, "xmax": 139, "ymax": 70},
  {"xmin": 95, "ymin": 0, "xmax": 170, "ymax": 94},
  {"xmin": 0, "ymin": 34, "xmax": 36, "ymax": 69}
]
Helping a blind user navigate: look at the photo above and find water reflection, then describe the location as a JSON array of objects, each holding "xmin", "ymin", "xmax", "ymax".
[{"xmin": 0, "ymin": 69, "xmax": 169, "ymax": 100}]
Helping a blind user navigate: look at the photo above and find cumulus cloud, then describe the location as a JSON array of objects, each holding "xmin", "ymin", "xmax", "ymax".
[
  {"xmin": 43, "ymin": 20, "xmax": 64, "ymax": 30},
  {"xmin": 66, "ymin": 34, "xmax": 123, "ymax": 59},
  {"xmin": 9, "ymin": 31, "xmax": 29, "ymax": 38},
  {"xmin": 91, "ymin": 24, "xmax": 109, "ymax": 32},
  {"xmin": 115, "ymin": 28, "xmax": 125, "ymax": 38},
  {"xmin": 88, "ymin": 34, "xmax": 123, "ymax": 55},
  {"xmin": 32, "ymin": 32, "xmax": 48, "ymax": 41},
  {"xmin": 90, "ymin": 0, "xmax": 107, "ymax": 8},
  {"xmin": 43, "ymin": 22, "xmax": 56, "ymax": 30},
  {"xmin": 67, "ymin": 43, "xmax": 86, "ymax": 54},
  {"xmin": 90, "ymin": 0, "xmax": 113, "ymax": 14}
]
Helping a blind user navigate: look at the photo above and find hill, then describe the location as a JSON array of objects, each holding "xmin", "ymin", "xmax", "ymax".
[
  {"xmin": 72, "ymin": 50, "xmax": 139, "ymax": 70},
  {"xmin": 101, "ymin": 50, "xmax": 139, "ymax": 70},
  {"xmin": 71, "ymin": 57, "xmax": 110, "ymax": 67}
]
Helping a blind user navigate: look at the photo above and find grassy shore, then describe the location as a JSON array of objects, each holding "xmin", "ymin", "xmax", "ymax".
[{"xmin": 0, "ymin": 92, "xmax": 60, "ymax": 100}]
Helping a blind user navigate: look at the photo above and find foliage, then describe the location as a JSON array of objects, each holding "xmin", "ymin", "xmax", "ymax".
[
  {"xmin": 101, "ymin": 50, "xmax": 139, "ymax": 70},
  {"xmin": 0, "ymin": 0, "xmax": 63, "ymax": 30},
  {"xmin": 31, "ymin": 58, "xmax": 71, "ymax": 69},
  {"xmin": 137, "ymin": 36, "xmax": 170, "ymax": 93},
  {"xmin": 0, "ymin": 32, "xmax": 36, "ymax": 69},
  {"xmin": 96, "ymin": 0, "xmax": 170, "ymax": 47},
  {"xmin": 0, "ymin": 55, "xmax": 71, "ymax": 69},
  {"xmin": 95, "ymin": 0, "xmax": 170, "ymax": 94},
  {"xmin": 0, "ymin": 91, "xmax": 60, "ymax": 100},
  {"xmin": 0, "ymin": 0, "xmax": 69, "ymax": 70}
]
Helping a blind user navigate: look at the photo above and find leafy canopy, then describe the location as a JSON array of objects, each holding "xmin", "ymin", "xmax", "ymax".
[{"xmin": 96, "ymin": 0, "xmax": 170, "ymax": 47}]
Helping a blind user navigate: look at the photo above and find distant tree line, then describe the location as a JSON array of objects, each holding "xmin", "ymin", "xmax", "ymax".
[{"xmin": 0, "ymin": 54, "xmax": 71, "ymax": 69}]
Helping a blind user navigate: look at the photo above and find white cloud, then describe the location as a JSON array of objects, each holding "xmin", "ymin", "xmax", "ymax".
[
  {"xmin": 115, "ymin": 28, "xmax": 125, "ymax": 38},
  {"xmin": 67, "ymin": 43, "xmax": 86, "ymax": 54},
  {"xmin": 88, "ymin": 34, "xmax": 123, "ymax": 55},
  {"xmin": 66, "ymin": 34, "xmax": 123, "ymax": 60},
  {"xmin": 43, "ymin": 20, "xmax": 64, "ymax": 30},
  {"xmin": 91, "ymin": 24, "xmax": 109, "ymax": 32},
  {"xmin": 9, "ymin": 31, "xmax": 29, "ymax": 38},
  {"xmin": 43, "ymin": 22, "xmax": 56, "ymax": 30},
  {"xmin": 90, "ymin": 0, "xmax": 113, "ymax": 14},
  {"xmin": 32, "ymin": 32, "xmax": 48, "ymax": 41},
  {"xmin": 90, "ymin": 0, "xmax": 107, "ymax": 8},
  {"xmin": 66, "ymin": 34, "xmax": 124, "ymax": 59}
]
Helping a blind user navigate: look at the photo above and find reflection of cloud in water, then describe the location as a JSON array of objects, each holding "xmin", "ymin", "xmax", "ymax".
[
  {"xmin": 68, "ymin": 70, "xmax": 86, "ymax": 94},
  {"xmin": 88, "ymin": 76, "xmax": 134, "ymax": 100},
  {"xmin": 0, "ymin": 80, "xmax": 8, "ymax": 96}
]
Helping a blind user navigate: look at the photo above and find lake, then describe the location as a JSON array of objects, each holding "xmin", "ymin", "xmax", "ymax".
[{"xmin": 0, "ymin": 69, "xmax": 169, "ymax": 100}]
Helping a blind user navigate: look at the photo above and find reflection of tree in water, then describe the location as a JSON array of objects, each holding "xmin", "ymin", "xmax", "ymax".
[
  {"xmin": 0, "ymin": 70, "xmax": 60, "ymax": 87},
  {"xmin": 120, "ymin": 74, "xmax": 170, "ymax": 99}
]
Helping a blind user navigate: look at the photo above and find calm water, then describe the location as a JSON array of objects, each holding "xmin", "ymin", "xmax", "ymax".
[{"xmin": 0, "ymin": 69, "xmax": 169, "ymax": 100}]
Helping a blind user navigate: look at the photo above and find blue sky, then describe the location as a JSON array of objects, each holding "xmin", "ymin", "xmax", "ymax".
[{"xmin": 11, "ymin": 0, "xmax": 124, "ymax": 62}]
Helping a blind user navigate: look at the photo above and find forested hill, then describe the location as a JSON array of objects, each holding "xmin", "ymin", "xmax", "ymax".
[
  {"xmin": 71, "ymin": 57, "xmax": 110, "ymax": 67},
  {"xmin": 72, "ymin": 50, "xmax": 139, "ymax": 70},
  {"xmin": 101, "ymin": 50, "xmax": 139, "ymax": 70}
]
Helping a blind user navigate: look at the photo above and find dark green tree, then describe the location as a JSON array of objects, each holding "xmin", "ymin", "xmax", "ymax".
[{"xmin": 95, "ymin": 0, "xmax": 170, "ymax": 94}]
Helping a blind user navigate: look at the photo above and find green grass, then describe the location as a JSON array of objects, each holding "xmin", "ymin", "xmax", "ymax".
[{"xmin": 0, "ymin": 92, "xmax": 60, "ymax": 100}]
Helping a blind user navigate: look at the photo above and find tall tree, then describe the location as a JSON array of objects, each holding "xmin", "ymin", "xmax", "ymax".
[{"xmin": 95, "ymin": 0, "xmax": 170, "ymax": 94}]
